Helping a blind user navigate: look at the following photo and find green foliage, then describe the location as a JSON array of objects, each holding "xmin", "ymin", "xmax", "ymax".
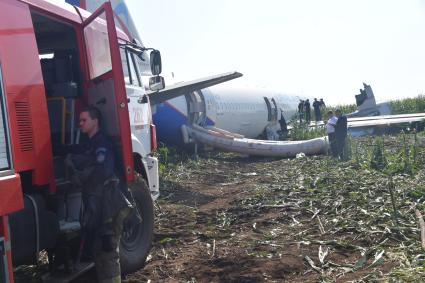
[
  {"xmin": 407, "ymin": 185, "xmax": 425, "ymax": 199},
  {"xmin": 155, "ymin": 143, "xmax": 193, "ymax": 175},
  {"xmin": 289, "ymin": 121, "xmax": 326, "ymax": 141},
  {"xmin": 320, "ymin": 104, "xmax": 357, "ymax": 118},
  {"xmin": 390, "ymin": 94, "xmax": 425, "ymax": 114},
  {"xmin": 156, "ymin": 144, "xmax": 170, "ymax": 164},
  {"xmin": 370, "ymin": 137, "xmax": 386, "ymax": 170},
  {"xmin": 351, "ymin": 133, "xmax": 419, "ymax": 176}
]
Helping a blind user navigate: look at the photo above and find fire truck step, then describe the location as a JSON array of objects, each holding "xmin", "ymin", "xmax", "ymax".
[{"xmin": 42, "ymin": 262, "xmax": 94, "ymax": 283}]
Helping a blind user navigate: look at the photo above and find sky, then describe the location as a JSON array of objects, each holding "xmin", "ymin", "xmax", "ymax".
[{"xmin": 126, "ymin": 0, "xmax": 425, "ymax": 105}]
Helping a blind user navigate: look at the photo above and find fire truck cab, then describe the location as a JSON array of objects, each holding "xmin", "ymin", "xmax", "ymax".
[{"xmin": 0, "ymin": 0, "xmax": 162, "ymax": 280}]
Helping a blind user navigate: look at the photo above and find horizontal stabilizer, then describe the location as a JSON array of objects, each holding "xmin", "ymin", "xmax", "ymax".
[{"xmin": 147, "ymin": 71, "xmax": 243, "ymax": 105}]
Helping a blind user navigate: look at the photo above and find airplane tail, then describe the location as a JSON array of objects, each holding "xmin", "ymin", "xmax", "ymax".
[
  {"xmin": 346, "ymin": 83, "xmax": 379, "ymax": 117},
  {"xmin": 67, "ymin": 0, "xmax": 142, "ymax": 43}
]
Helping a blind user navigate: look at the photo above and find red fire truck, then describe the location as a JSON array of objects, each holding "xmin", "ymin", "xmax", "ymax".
[{"xmin": 0, "ymin": 0, "xmax": 165, "ymax": 281}]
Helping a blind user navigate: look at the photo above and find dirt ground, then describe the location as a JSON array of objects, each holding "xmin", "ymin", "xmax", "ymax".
[
  {"xmin": 121, "ymin": 139, "xmax": 424, "ymax": 282},
  {"xmin": 15, "ymin": 136, "xmax": 425, "ymax": 282}
]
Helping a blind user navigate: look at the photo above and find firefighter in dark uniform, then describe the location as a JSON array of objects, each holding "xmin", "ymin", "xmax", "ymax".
[{"xmin": 65, "ymin": 106, "xmax": 131, "ymax": 283}]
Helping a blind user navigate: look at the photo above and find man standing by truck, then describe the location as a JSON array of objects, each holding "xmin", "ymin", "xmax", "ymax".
[{"xmin": 65, "ymin": 106, "xmax": 131, "ymax": 283}]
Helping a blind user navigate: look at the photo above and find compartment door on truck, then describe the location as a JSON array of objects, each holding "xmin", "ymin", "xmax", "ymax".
[{"xmin": 82, "ymin": 2, "xmax": 134, "ymax": 181}]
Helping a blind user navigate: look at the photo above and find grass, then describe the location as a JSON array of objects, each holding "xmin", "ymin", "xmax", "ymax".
[
  {"xmin": 289, "ymin": 120, "xmax": 326, "ymax": 141},
  {"xmin": 128, "ymin": 130, "xmax": 425, "ymax": 282}
]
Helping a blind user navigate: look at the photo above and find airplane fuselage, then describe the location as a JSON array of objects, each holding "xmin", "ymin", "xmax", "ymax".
[{"xmin": 152, "ymin": 86, "xmax": 299, "ymax": 146}]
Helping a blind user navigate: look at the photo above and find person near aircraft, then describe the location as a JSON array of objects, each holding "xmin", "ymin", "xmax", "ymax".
[
  {"xmin": 326, "ymin": 110, "xmax": 338, "ymax": 157},
  {"xmin": 278, "ymin": 109, "xmax": 288, "ymax": 138},
  {"xmin": 304, "ymin": 99, "xmax": 311, "ymax": 124},
  {"xmin": 335, "ymin": 109, "xmax": 348, "ymax": 159},
  {"xmin": 298, "ymin": 100, "xmax": 304, "ymax": 123},
  {"xmin": 313, "ymin": 98, "xmax": 322, "ymax": 122},
  {"xmin": 279, "ymin": 109, "xmax": 288, "ymax": 132}
]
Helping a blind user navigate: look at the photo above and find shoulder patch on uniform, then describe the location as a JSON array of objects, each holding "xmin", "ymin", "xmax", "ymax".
[{"xmin": 95, "ymin": 147, "xmax": 107, "ymax": 163}]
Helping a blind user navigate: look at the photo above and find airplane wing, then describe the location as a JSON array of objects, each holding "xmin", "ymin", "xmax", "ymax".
[
  {"xmin": 348, "ymin": 113, "xmax": 425, "ymax": 128},
  {"xmin": 311, "ymin": 113, "xmax": 425, "ymax": 128},
  {"xmin": 146, "ymin": 71, "xmax": 243, "ymax": 105}
]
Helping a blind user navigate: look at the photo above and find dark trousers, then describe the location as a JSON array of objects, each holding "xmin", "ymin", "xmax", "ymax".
[
  {"xmin": 314, "ymin": 110, "xmax": 321, "ymax": 122},
  {"xmin": 328, "ymin": 133, "xmax": 337, "ymax": 157},
  {"xmin": 335, "ymin": 136, "xmax": 346, "ymax": 159},
  {"xmin": 94, "ymin": 210, "xmax": 129, "ymax": 283},
  {"xmin": 305, "ymin": 112, "xmax": 311, "ymax": 123}
]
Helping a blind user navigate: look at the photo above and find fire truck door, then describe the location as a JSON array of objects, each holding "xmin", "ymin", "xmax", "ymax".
[{"xmin": 82, "ymin": 2, "xmax": 134, "ymax": 182}]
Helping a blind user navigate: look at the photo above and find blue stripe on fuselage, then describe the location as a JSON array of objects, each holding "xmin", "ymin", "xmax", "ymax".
[
  {"xmin": 153, "ymin": 101, "xmax": 216, "ymax": 147},
  {"xmin": 153, "ymin": 102, "xmax": 188, "ymax": 147},
  {"xmin": 204, "ymin": 117, "xmax": 215, "ymax": 126},
  {"xmin": 65, "ymin": 0, "xmax": 81, "ymax": 6}
]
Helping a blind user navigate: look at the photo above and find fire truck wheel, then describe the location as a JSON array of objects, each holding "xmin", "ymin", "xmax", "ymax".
[{"xmin": 120, "ymin": 176, "xmax": 154, "ymax": 274}]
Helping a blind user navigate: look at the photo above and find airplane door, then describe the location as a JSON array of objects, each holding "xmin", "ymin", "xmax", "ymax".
[
  {"xmin": 271, "ymin": 98, "xmax": 278, "ymax": 121},
  {"xmin": 82, "ymin": 2, "xmax": 134, "ymax": 181},
  {"xmin": 187, "ymin": 90, "xmax": 206, "ymax": 125},
  {"xmin": 263, "ymin": 97, "xmax": 272, "ymax": 121},
  {"xmin": 204, "ymin": 91, "xmax": 217, "ymax": 126}
]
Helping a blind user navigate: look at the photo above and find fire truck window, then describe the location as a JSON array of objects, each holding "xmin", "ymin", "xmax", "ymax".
[
  {"xmin": 120, "ymin": 48, "xmax": 140, "ymax": 87},
  {"xmin": 120, "ymin": 48, "xmax": 131, "ymax": 85},
  {"xmin": 84, "ymin": 12, "xmax": 112, "ymax": 79},
  {"xmin": 0, "ymin": 66, "xmax": 11, "ymax": 170},
  {"xmin": 129, "ymin": 52, "xmax": 142, "ymax": 87}
]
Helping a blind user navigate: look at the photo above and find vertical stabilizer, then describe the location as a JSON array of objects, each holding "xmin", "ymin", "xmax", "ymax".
[
  {"xmin": 356, "ymin": 83, "xmax": 377, "ymax": 111},
  {"xmin": 347, "ymin": 83, "xmax": 379, "ymax": 117},
  {"xmin": 66, "ymin": 0, "xmax": 142, "ymax": 44}
]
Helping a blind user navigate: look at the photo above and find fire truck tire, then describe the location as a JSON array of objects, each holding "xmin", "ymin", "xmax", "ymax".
[{"xmin": 120, "ymin": 176, "xmax": 154, "ymax": 274}]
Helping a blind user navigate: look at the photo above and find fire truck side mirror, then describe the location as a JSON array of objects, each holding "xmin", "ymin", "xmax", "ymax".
[
  {"xmin": 149, "ymin": 76, "xmax": 165, "ymax": 91},
  {"xmin": 150, "ymin": 50, "xmax": 162, "ymax": 76}
]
